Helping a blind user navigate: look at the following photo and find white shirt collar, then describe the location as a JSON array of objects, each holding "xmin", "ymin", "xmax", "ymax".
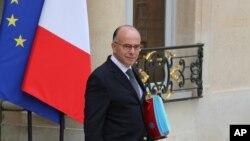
[{"xmin": 110, "ymin": 55, "xmax": 131, "ymax": 74}]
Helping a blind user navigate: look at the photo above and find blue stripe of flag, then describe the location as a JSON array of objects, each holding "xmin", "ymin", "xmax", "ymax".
[{"xmin": 0, "ymin": 0, "xmax": 60, "ymax": 123}]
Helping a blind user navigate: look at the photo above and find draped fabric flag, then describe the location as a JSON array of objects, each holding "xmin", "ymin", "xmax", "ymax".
[
  {"xmin": 0, "ymin": 0, "xmax": 60, "ymax": 123},
  {"xmin": 22, "ymin": 0, "xmax": 91, "ymax": 123}
]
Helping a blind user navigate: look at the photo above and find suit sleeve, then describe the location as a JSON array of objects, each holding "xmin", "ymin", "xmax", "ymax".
[{"xmin": 84, "ymin": 73, "xmax": 110, "ymax": 141}]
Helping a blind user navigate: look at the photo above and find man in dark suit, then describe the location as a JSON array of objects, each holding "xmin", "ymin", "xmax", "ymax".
[{"xmin": 84, "ymin": 25, "xmax": 153, "ymax": 141}]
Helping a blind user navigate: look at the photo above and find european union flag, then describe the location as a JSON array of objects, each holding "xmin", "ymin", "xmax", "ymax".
[{"xmin": 0, "ymin": 0, "xmax": 60, "ymax": 123}]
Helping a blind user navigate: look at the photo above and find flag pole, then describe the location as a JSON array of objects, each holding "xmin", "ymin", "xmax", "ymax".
[
  {"xmin": 60, "ymin": 113, "xmax": 65, "ymax": 141},
  {"xmin": 0, "ymin": 101, "xmax": 3, "ymax": 141},
  {"xmin": 27, "ymin": 110, "xmax": 32, "ymax": 141}
]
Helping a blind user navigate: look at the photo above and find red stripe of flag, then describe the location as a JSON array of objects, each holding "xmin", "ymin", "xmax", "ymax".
[{"xmin": 22, "ymin": 26, "xmax": 91, "ymax": 123}]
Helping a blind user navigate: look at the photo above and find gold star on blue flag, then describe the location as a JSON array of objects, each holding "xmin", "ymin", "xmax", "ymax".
[
  {"xmin": 0, "ymin": 0, "xmax": 60, "ymax": 123},
  {"xmin": 6, "ymin": 14, "xmax": 18, "ymax": 26},
  {"xmin": 11, "ymin": 0, "xmax": 19, "ymax": 5}
]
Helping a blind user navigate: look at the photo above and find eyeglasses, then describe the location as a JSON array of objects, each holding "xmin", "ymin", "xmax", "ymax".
[{"xmin": 114, "ymin": 42, "xmax": 142, "ymax": 51}]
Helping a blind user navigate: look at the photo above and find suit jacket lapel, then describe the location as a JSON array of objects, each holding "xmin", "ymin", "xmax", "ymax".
[{"xmin": 106, "ymin": 57, "xmax": 143, "ymax": 102}]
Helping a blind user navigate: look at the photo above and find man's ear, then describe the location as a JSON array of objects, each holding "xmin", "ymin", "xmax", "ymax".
[{"xmin": 111, "ymin": 42, "xmax": 116, "ymax": 49}]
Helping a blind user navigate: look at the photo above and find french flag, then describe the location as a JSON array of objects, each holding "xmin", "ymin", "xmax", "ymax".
[{"xmin": 22, "ymin": 0, "xmax": 91, "ymax": 123}]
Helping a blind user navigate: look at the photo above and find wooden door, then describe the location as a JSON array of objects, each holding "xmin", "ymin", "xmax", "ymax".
[
  {"xmin": 133, "ymin": 0, "xmax": 165, "ymax": 48},
  {"xmin": 134, "ymin": 0, "xmax": 166, "ymax": 83}
]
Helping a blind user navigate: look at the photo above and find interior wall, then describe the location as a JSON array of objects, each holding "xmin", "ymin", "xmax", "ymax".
[
  {"xmin": 175, "ymin": 0, "xmax": 196, "ymax": 45},
  {"xmin": 208, "ymin": 0, "xmax": 250, "ymax": 92},
  {"xmin": 87, "ymin": 0, "xmax": 125, "ymax": 70}
]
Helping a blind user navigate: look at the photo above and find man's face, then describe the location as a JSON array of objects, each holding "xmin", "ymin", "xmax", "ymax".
[{"xmin": 112, "ymin": 27, "xmax": 141, "ymax": 68}]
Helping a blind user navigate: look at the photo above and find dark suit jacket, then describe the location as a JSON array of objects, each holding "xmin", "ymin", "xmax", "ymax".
[{"xmin": 84, "ymin": 56, "xmax": 153, "ymax": 141}]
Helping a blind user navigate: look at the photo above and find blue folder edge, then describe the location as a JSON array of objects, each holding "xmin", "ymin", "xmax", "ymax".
[{"xmin": 152, "ymin": 95, "xmax": 171, "ymax": 136}]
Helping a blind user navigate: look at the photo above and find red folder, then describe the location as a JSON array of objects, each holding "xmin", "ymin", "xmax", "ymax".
[{"xmin": 144, "ymin": 95, "xmax": 171, "ymax": 140}]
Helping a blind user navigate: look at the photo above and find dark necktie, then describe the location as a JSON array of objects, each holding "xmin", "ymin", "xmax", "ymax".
[{"xmin": 126, "ymin": 69, "xmax": 141, "ymax": 99}]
